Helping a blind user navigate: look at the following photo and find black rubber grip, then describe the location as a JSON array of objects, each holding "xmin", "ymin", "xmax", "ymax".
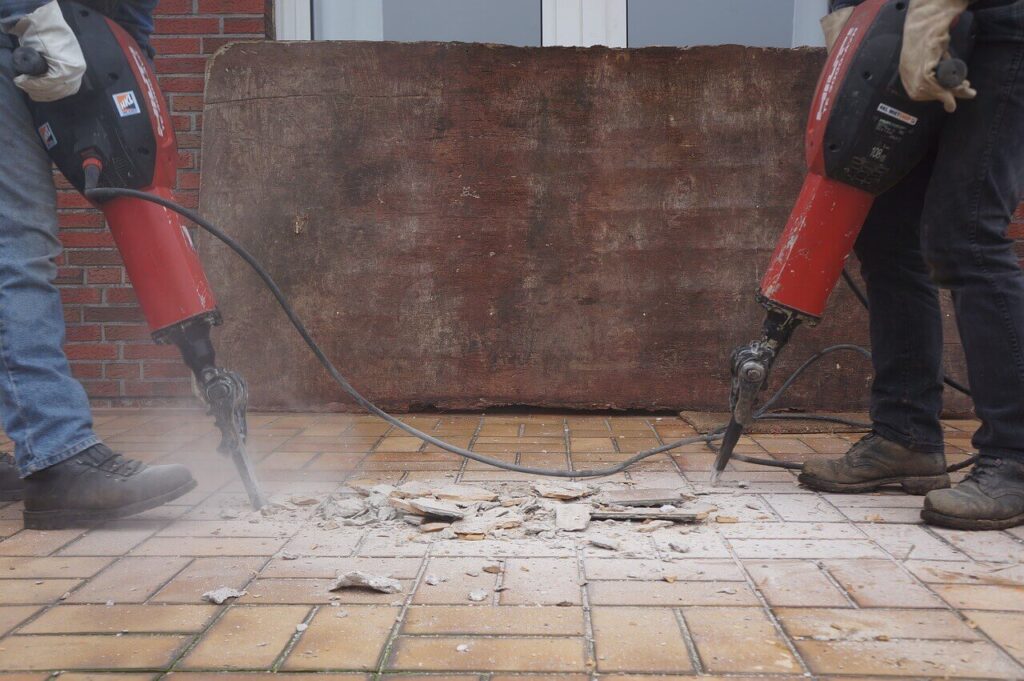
[
  {"xmin": 936, "ymin": 57, "xmax": 968, "ymax": 89},
  {"xmin": 12, "ymin": 46, "xmax": 47, "ymax": 77}
]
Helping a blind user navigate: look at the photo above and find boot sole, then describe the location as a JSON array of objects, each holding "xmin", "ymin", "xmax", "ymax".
[
  {"xmin": 22, "ymin": 478, "xmax": 197, "ymax": 530},
  {"xmin": 921, "ymin": 509, "xmax": 1024, "ymax": 531},
  {"xmin": 797, "ymin": 472, "xmax": 950, "ymax": 496}
]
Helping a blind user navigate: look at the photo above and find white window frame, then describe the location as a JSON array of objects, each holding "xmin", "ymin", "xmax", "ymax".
[
  {"xmin": 275, "ymin": 0, "xmax": 312, "ymax": 41},
  {"xmin": 542, "ymin": 0, "xmax": 627, "ymax": 48}
]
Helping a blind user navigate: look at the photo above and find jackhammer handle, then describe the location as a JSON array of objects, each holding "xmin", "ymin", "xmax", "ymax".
[
  {"xmin": 12, "ymin": 46, "xmax": 47, "ymax": 77},
  {"xmin": 936, "ymin": 57, "xmax": 968, "ymax": 90}
]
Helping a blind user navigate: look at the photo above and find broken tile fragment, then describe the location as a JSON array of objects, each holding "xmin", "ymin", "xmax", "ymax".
[
  {"xmin": 201, "ymin": 587, "xmax": 247, "ymax": 604},
  {"xmin": 328, "ymin": 571, "xmax": 402, "ymax": 594}
]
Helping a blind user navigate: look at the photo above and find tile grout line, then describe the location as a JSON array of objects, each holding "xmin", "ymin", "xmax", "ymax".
[
  {"xmin": 672, "ymin": 606, "xmax": 705, "ymax": 675},
  {"xmin": 372, "ymin": 539, "xmax": 434, "ymax": 677},
  {"xmin": 575, "ymin": 542, "xmax": 597, "ymax": 675},
  {"xmin": 722, "ymin": 533, "xmax": 814, "ymax": 676}
]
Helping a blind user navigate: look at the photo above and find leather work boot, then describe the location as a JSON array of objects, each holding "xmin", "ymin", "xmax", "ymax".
[
  {"xmin": 922, "ymin": 457, "xmax": 1024, "ymax": 530},
  {"xmin": 0, "ymin": 453, "xmax": 24, "ymax": 502},
  {"xmin": 798, "ymin": 432, "xmax": 950, "ymax": 494},
  {"xmin": 22, "ymin": 444, "xmax": 196, "ymax": 530}
]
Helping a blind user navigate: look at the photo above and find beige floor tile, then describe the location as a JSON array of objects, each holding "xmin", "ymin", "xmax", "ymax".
[
  {"xmin": 583, "ymin": 558, "xmax": 744, "ymax": 582},
  {"xmin": 796, "ymin": 639, "xmax": 1023, "ymax": 678},
  {"xmin": 19, "ymin": 604, "xmax": 217, "ymax": 634},
  {"xmin": 729, "ymin": 538, "xmax": 888, "ymax": 560},
  {"xmin": 386, "ymin": 636, "xmax": 587, "ymax": 673},
  {"xmin": 282, "ymin": 605, "xmax": 400, "ymax": 670},
  {"xmin": 0, "ymin": 606, "xmax": 39, "ymax": 636},
  {"xmin": 413, "ymin": 557, "xmax": 499, "ymax": 605},
  {"xmin": 745, "ymin": 560, "xmax": 850, "ymax": 607},
  {"xmin": 0, "ymin": 529, "xmax": 86, "ymax": 556},
  {"xmin": 823, "ymin": 560, "xmax": 944, "ymax": 608},
  {"xmin": 57, "ymin": 523, "xmax": 161, "ymax": 556},
  {"xmin": 857, "ymin": 523, "xmax": 965, "ymax": 561},
  {"xmin": 776, "ymin": 607, "xmax": 982, "ymax": 641},
  {"xmin": 928, "ymin": 527, "xmax": 1024, "ymax": 563},
  {"xmin": 0, "ymin": 634, "xmax": 189, "ymax": 671},
  {"xmin": 167, "ymin": 674, "xmax": 365, "ymax": 681},
  {"xmin": 180, "ymin": 605, "xmax": 311, "ymax": 670},
  {"xmin": 403, "ymin": 605, "xmax": 584, "ymax": 636},
  {"xmin": 282, "ymin": 527, "xmax": 362, "ymax": 556},
  {"xmin": 261, "ymin": 556, "xmax": 422, "ymax": 579},
  {"xmin": 591, "ymin": 607, "xmax": 692, "ymax": 673},
  {"xmin": 965, "ymin": 610, "xmax": 1024, "ymax": 663},
  {"xmin": 151, "ymin": 556, "xmax": 264, "ymax": 603},
  {"xmin": 0, "ymin": 556, "xmax": 113, "ymax": 579},
  {"xmin": 131, "ymin": 536, "xmax": 287, "ymax": 557},
  {"xmin": 499, "ymin": 558, "xmax": 581, "ymax": 605},
  {"xmin": 588, "ymin": 580, "xmax": 759, "ymax": 606},
  {"xmin": 67, "ymin": 556, "xmax": 189, "ymax": 604},
  {"xmin": 905, "ymin": 560, "xmax": 1024, "ymax": 585},
  {"xmin": 682, "ymin": 606, "xmax": 801, "ymax": 674},
  {"xmin": 0, "ymin": 578, "xmax": 82, "ymax": 604},
  {"xmin": 57, "ymin": 673, "xmax": 158, "ymax": 681},
  {"xmin": 933, "ymin": 583, "xmax": 1024, "ymax": 611}
]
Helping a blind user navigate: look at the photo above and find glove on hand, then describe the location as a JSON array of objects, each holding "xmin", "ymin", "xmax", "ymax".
[
  {"xmin": 820, "ymin": 6, "xmax": 855, "ymax": 54},
  {"xmin": 3, "ymin": 0, "xmax": 86, "ymax": 102},
  {"xmin": 900, "ymin": 0, "xmax": 976, "ymax": 112}
]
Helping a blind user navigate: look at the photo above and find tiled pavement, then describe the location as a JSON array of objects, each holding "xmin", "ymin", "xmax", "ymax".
[{"xmin": 0, "ymin": 409, "xmax": 1022, "ymax": 680}]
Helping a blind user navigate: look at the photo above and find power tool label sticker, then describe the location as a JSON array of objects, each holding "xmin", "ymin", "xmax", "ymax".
[
  {"xmin": 113, "ymin": 91, "xmax": 142, "ymax": 118},
  {"xmin": 37, "ymin": 122, "xmax": 57, "ymax": 150},
  {"xmin": 877, "ymin": 103, "xmax": 918, "ymax": 127}
]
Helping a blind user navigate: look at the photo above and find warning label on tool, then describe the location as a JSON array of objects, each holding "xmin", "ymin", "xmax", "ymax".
[
  {"xmin": 38, "ymin": 122, "xmax": 57, "ymax": 150},
  {"xmin": 877, "ymin": 103, "xmax": 918, "ymax": 126},
  {"xmin": 113, "ymin": 90, "xmax": 142, "ymax": 118}
]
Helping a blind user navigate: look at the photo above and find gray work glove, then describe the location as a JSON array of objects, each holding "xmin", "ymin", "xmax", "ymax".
[
  {"xmin": 820, "ymin": 6, "xmax": 855, "ymax": 54},
  {"xmin": 2, "ymin": 0, "xmax": 86, "ymax": 102},
  {"xmin": 900, "ymin": 0, "xmax": 977, "ymax": 112}
]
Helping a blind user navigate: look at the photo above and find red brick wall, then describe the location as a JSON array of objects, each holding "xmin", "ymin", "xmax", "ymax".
[{"xmin": 55, "ymin": 0, "xmax": 270, "ymax": 404}]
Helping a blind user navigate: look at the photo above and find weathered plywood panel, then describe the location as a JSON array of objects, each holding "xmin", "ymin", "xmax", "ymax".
[{"xmin": 197, "ymin": 40, "xmax": 963, "ymax": 412}]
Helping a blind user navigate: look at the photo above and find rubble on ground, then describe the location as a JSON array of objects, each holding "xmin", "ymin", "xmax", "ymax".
[
  {"xmin": 328, "ymin": 570, "xmax": 403, "ymax": 594},
  {"xmin": 218, "ymin": 477, "xmax": 729, "ymax": 561},
  {"xmin": 202, "ymin": 587, "xmax": 247, "ymax": 604}
]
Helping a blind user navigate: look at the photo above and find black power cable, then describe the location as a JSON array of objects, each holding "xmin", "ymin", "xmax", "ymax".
[{"xmin": 86, "ymin": 187, "xmax": 976, "ymax": 478}]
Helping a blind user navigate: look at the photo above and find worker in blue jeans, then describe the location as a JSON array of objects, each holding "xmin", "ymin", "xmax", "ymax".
[
  {"xmin": 799, "ymin": 0, "xmax": 1024, "ymax": 530},
  {"xmin": 0, "ymin": 0, "xmax": 195, "ymax": 528}
]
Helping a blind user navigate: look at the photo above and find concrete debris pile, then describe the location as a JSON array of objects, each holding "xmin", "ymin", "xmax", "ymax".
[{"xmin": 302, "ymin": 480, "xmax": 717, "ymax": 551}]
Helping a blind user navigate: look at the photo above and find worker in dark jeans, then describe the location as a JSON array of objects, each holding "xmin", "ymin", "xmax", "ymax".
[
  {"xmin": 799, "ymin": 0, "xmax": 1024, "ymax": 530},
  {"xmin": 0, "ymin": 0, "xmax": 195, "ymax": 528}
]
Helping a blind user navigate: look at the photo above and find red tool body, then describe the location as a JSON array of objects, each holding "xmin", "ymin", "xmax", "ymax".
[
  {"xmin": 13, "ymin": 2, "xmax": 265, "ymax": 507},
  {"xmin": 711, "ymin": 0, "xmax": 974, "ymax": 481}
]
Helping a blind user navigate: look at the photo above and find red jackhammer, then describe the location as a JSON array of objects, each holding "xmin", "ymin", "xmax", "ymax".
[
  {"xmin": 12, "ymin": 2, "xmax": 266, "ymax": 508},
  {"xmin": 710, "ymin": 0, "xmax": 975, "ymax": 483}
]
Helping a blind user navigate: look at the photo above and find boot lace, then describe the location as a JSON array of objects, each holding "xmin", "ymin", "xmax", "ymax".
[
  {"xmin": 81, "ymin": 446, "xmax": 144, "ymax": 476},
  {"xmin": 963, "ymin": 457, "xmax": 1001, "ymax": 486}
]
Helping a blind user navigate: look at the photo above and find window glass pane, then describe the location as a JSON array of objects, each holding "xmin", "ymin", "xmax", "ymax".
[
  {"xmin": 313, "ymin": 0, "xmax": 383, "ymax": 41},
  {"xmin": 382, "ymin": 0, "xmax": 541, "ymax": 46},
  {"xmin": 628, "ymin": 0, "xmax": 796, "ymax": 48}
]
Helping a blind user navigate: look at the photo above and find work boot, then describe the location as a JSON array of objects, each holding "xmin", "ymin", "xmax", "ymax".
[
  {"xmin": 922, "ymin": 457, "xmax": 1024, "ymax": 530},
  {"xmin": 0, "ymin": 453, "xmax": 23, "ymax": 502},
  {"xmin": 798, "ymin": 432, "xmax": 949, "ymax": 494},
  {"xmin": 22, "ymin": 444, "xmax": 196, "ymax": 530}
]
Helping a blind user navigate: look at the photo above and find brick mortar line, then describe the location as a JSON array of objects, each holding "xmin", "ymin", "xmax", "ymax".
[{"xmin": 816, "ymin": 489, "xmax": 1024, "ymax": 672}]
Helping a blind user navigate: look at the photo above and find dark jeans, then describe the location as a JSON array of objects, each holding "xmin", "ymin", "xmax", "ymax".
[{"xmin": 853, "ymin": 0, "xmax": 1024, "ymax": 462}]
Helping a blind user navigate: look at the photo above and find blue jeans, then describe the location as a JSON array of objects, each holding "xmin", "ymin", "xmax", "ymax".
[
  {"xmin": 854, "ymin": 0, "xmax": 1024, "ymax": 462},
  {"xmin": 0, "ymin": 40, "xmax": 100, "ymax": 476}
]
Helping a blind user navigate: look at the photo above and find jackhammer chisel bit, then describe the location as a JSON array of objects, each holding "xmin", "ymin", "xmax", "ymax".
[{"xmin": 201, "ymin": 368, "xmax": 267, "ymax": 509}]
